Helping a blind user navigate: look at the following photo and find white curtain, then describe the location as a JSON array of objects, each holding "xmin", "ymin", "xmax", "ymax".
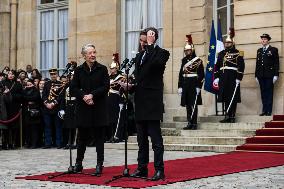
[
  {"xmin": 58, "ymin": 9, "xmax": 68, "ymax": 72},
  {"xmin": 40, "ymin": 10, "xmax": 54, "ymax": 78},
  {"xmin": 125, "ymin": 0, "xmax": 143, "ymax": 59},
  {"xmin": 125, "ymin": 0, "xmax": 163, "ymax": 59},
  {"xmin": 147, "ymin": 0, "xmax": 163, "ymax": 46}
]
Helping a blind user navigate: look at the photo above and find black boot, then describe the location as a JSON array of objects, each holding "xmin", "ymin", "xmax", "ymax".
[
  {"xmin": 191, "ymin": 124, "xmax": 197, "ymax": 130},
  {"xmin": 151, "ymin": 170, "xmax": 165, "ymax": 181},
  {"xmin": 220, "ymin": 116, "xmax": 230, "ymax": 123},
  {"xmin": 229, "ymin": 117, "xmax": 235, "ymax": 123},
  {"xmin": 91, "ymin": 164, "xmax": 103, "ymax": 176},
  {"xmin": 73, "ymin": 162, "xmax": 83, "ymax": 173},
  {"xmin": 130, "ymin": 167, "xmax": 148, "ymax": 177},
  {"xmin": 183, "ymin": 123, "xmax": 193, "ymax": 130}
]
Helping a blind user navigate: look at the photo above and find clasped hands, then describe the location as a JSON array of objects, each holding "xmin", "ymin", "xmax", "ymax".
[{"xmin": 83, "ymin": 94, "xmax": 94, "ymax": 105}]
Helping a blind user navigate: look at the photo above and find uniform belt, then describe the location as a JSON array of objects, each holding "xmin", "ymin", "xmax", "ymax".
[
  {"xmin": 220, "ymin": 66, "xmax": 238, "ymax": 71},
  {"xmin": 183, "ymin": 73, "xmax": 198, "ymax": 78},
  {"xmin": 109, "ymin": 89, "xmax": 120, "ymax": 95}
]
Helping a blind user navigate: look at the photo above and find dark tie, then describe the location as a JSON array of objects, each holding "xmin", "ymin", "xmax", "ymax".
[{"xmin": 140, "ymin": 52, "xmax": 147, "ymax": 65}]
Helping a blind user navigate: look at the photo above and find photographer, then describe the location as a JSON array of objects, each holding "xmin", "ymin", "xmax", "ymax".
[{"xmin": 22, "ymin": 79, "xmax": 41, "ymax": 148}]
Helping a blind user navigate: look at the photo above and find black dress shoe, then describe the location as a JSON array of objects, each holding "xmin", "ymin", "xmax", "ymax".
[
  {"xmin": 73, "ymin": 163, "xmax": 83, "ymax": 173},
  {"xmin": 259, "ymin": 112, "xmax": 266, "ymax": 116},
  {"xmin": 266, "ymin": 112, "xmax": 271, "ymax": 116},
  {"xmin": 130, "ymin": 168, "xmax": 148, "ymax": 177},
  {"xmin": 183, "ymin": 123, "xmax": 193, "ymax": 130},
  {"xmin": 151, "ymin": 170, "xmax": 165, "ymax": 181},
  {"xmin": 91, "ymin": 164, "xmax": 103, "ymax": 176},
  {"xmin": 42, "ymin": 145, "xmax": 52, "ymax": 149}
]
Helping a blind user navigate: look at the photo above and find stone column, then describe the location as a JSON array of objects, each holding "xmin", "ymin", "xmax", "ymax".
[
  {"xmin": 0, "ymin": 0, "xmax": 11, "ymax": 70},
  {"xmin": 9, "ymin": 0, "xmax": 18, "ymax": 69}
]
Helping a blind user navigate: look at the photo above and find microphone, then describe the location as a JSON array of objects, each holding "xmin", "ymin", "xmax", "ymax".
[
  {"xmin": 65, "ymin": 63, "xmax": 71, "ymax": 69},
  {"xmin": 120, "ymin": 58, "xmax": 129, "ymax": 70},
  {"xmin": 127, "ymin": 58, "xmax": 135, "ymax": 69}
]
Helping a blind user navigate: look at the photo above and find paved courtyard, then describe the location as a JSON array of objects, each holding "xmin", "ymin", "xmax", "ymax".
[{"xmin": 0, "ymin": 148, "xmax": 283, "ymax": 188}]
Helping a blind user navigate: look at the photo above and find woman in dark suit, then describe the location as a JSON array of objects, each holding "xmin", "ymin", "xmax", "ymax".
[{"xmin": 71, "ymin": 44, "xmax": 109, "ymax": 176}]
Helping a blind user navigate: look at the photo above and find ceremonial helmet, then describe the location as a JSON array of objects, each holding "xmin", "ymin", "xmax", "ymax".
[
  {"xmin": 110, "ymin": 53, "xmax": 120, "ymax": 69},
  {"xmin": 225, "ymin": 27, "xmax": 235, "ymax": 43},
  {"xmin": 184, "ymin": 34, "xmax": 194, "ymax": 51}
]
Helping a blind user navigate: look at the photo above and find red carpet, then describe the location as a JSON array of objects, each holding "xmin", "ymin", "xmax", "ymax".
[
  {"xmin": 16, "ymin": 152, "xmax": 284, "ymax": 188},
  {"xmin": 237, "ymin": 115, "xmax": 284, "ymax": 152}
]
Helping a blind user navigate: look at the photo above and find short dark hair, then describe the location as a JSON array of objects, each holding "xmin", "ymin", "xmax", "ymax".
[
  {"xmin": 140, "ymin": 29, "xmax": 147, "ymax": 36},
  {"xmin": 145, "ymin": 27, "xmax": 159, "ymax": 42}
]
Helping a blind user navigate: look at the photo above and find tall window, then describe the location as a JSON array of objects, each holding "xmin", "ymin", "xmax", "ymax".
[
  {"xmin": 122, "ymin": 0, "xmax": 163, "ymax": 59},
  {"xmin": 213, "ymin": 0, "xmax": 234, "ymax": 38},
  {"xmin": 37, "ymin": 0, "xmax": 68, "ymax": 77}
]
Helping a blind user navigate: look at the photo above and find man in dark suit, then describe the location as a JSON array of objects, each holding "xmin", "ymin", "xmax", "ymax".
[
  {"xmin": 71, "ymin": 44, "xmax": 110, "ymax": 176},
  {"xmin": 255, "ymin": 34, "xmax": 279, "ymax": 116},
  {"xmin": 130, "ymin": 27, "xmax": 170, "ymax": 181}
]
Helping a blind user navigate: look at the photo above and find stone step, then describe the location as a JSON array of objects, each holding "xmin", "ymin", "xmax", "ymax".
[
  {"xmin": 180, "ymin": 129, "xmax": 255, "ymax": 137},
  {"xmin": 104, "ymin": 143, "xmax": 236, "ymax": 153},
  {"xmin": 173, "ymin": 115, "xmax": 272, "ymax": 123},
  {"xmin": 161, "ymin": 122, "xmax": 264, "ymax": 130},
  {"xmin": 127, "ymin": 136, "xmax": 246, "ymax": 145}
]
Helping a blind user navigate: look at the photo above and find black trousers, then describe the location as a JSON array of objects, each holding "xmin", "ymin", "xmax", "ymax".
[
  {"xmin": 76, "ymin": 127, "xmax": 105, "ymax": 165},
  {"xmin": 258, "ymin": 77, "xmax": 274, "ymax": 114},
  {"xmin": 136, "ymin": 120, "xmax": 164, "ymax": 171},
  {"xmin": 186, "ymin": 105, "xmax": 198, "ymax": 124}
]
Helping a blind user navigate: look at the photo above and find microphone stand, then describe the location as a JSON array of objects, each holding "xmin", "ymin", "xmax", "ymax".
[
  {"xmin": 105, "ymin": 59, "xmax": 147, "ymax": 184},
  {"xmin": 48, "ymin": 68, "xmax": 87, "ymax": 179}
]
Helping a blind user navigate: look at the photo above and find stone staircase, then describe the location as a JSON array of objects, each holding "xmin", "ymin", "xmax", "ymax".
[{"xmin": 105, "ymin": 115, "xmax": 272, "ymax": 153}]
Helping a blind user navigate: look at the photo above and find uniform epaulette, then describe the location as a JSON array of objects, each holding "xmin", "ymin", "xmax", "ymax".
[{"xmin": 239, "ymin": 51, "xmax": 244, "ymax": 57}]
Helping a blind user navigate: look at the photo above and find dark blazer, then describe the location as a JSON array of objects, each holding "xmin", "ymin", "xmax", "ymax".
[
  {"xmin": 134, "ymin": 45, "xmax": 170, "ymax": 121},
  {"xmin": 71, "ymin": 61, "xmax": 110, "ymax": 128},
  {"xmin": 255, "ymin": 45, "xmax": 279, "ymax": 78}
]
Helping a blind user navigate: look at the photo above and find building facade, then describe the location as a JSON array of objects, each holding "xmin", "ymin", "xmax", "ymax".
[{"xmin": 0, "ymin": 0, "xmax": 283, "ymax": 117}]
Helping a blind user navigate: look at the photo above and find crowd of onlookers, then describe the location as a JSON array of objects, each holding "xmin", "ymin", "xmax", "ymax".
[
  {"xmin": 0, "ymin": 65, "xmax": 70, "ymax": 150},
  {"xmin": 0, "ymin": 64, "xmax": 137, "ymax": 150}
]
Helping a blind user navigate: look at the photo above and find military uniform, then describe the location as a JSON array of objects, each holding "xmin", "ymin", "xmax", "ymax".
[
  {"xmin": 107, "ymin": 72, "xmax": 125, "ymax": 141},
  {"xmin": 178, "ymin": 54, "xmax": 204, "ymax": 129},
  {"xmin": 214, "ymin": 47, "xmax": 245, "ymax": 122},
  {"xmin": 255, "ymin": 34, "xmax": 279, "ymax": 116},
  {"xmin": 42, "ymin": 69, "xmax": 64, "ymax": 148}
]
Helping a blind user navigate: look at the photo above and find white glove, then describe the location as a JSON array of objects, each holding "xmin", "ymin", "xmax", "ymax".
[
  {"xmin": 178, "ymin": 88, "xmax": 182, "ymax": 96},
  {"xmin": 213, "ymin": 78, "xmax": 219, "ymax": 85},
  {"xmin": 236, "ymin": 79, "xmax": 240, "ymax": 85},
  {"xmin": 255, "ymin": 77, "xmax": 259, "ymax": 84},
  {"xmin": 273, "ymin": 76, "xmax": 278, "ymax": 84},
  {"xmin": 58, "ymin": 110, "xmax": 65, "ymax": 119},
  {"xmin": 196, "ymin": 88, "xmax": 201, "ymax": 95}
]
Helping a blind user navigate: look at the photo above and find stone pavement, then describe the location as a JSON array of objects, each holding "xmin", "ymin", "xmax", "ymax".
[{"xmin": 0, "ymin": 148, "xmax": 283, "ymax": 189}]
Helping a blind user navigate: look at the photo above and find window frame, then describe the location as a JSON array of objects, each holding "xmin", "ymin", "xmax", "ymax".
[
  {"xmin": 213, "ymin": 0, "xmax": 234, "ymax": 37},
  {"xmin": 36, "ymin": 0, "xmax": 68, "ymax": 76},
  {"xmin": 121, "ymin": 0, "xmax": 163, "ymax": 60}
]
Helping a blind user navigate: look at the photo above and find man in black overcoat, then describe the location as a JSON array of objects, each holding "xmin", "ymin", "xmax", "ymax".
[
  {"xmin": 130, "ymin": 27, "xmax": 170, "ymax": 181},
  {"xmin": 71, "ymin": 44, "xmax": 110, "ymax": 176},
  {"xmin": 255, "ymin": 34, "xmax": 279, "ymax": 116}
]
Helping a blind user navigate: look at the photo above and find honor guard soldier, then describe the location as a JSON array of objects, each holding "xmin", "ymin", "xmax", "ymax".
[
  {"xmin": 42, "ymin": 68, "xmax": 64, "ymax": 148},
  {"xmin": 213, "ymin": 28, "xmax": 245, "ymax": 123},
  {"xmin": 255, "ymin": 34, "xmax": 279, "ymax": 116},
  {"xmin": 178, "ymin": 35, "xmax": 204, "ymax": 130},
  {"xmin": 107, "ymin": 53, "xmax": 125, "ymax": 142}
]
